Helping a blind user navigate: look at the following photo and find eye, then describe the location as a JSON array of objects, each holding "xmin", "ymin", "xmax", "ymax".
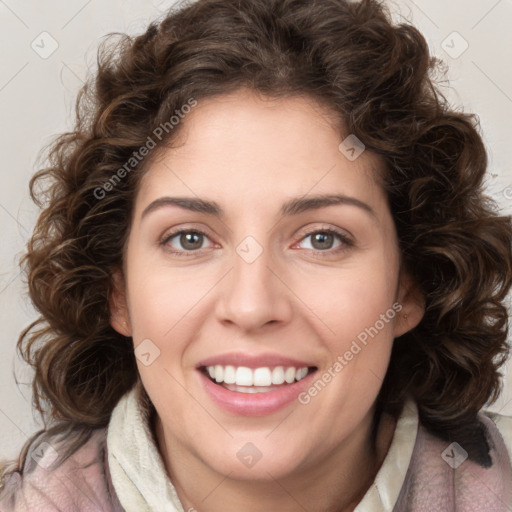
[
  {"xmin": 295, "ymin": 227, "xmax": 353, "ymax": 255},
  {"xmin": 161, "ymin": 228, "xmax": 214, "ymax": 256},
  {"xmin": 160, "ymin": 226, "xmax": 353, "ymax": 258}
]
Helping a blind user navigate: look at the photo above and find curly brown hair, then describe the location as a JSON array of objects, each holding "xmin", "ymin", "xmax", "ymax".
[{"xmin": 3, "ymin": 0, "xmax": 512, "ymax": 475}]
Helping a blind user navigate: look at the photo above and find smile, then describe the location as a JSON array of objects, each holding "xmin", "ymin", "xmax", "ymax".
[
  {"xmin": 197, "ymin": 357, "xmax": 318, "ymax": 416},
  {"xmin": 204, "ymin": 365, "xmax": 312, "ymax": 391}
]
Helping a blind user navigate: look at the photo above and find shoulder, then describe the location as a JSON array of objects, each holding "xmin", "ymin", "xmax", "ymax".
[
  {"xmin": 0, "ymin": 427, "xmax": 124, "ymax": 512},
  {"xmin": 393, "ymin": 403, "xmax": 512, "ymax": 511},
  {"xmin": 481, "ymin": 408, "xmax": 512, "ymax": 461}
]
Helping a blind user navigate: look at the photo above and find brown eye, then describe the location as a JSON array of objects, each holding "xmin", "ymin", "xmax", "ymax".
[
  {"xmin": 309, "ymin": 232, "xmax": 336, "ymax": 250},
  {"xmin": 162, "ymin": 229, "xmax": 213, "ymax": 255},
  {"xmin": 178, "ymin": 231, "xmax": 204, "ymax": 250},
  {"xmin": 298, "ymin": 229, "xmax": 348, "ymax": 252}
]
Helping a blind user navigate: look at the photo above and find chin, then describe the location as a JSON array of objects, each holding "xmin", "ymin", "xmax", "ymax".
[{"xmin": 194, "ymin": 438, "xmax": 311, "ymax": 481}]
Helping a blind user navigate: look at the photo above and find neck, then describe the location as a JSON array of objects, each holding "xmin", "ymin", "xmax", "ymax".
[{"xmin": 154, "ymin": 405, "xmax": 397, "ymax": 512}]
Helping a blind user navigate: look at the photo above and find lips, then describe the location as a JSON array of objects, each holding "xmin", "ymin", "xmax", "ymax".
[
  {"xmin": 196, "ymin": 352, "xmax": 318, "ymax": 415},
  {"xmin": 197, "ymin": 352, "xmax": 315, "ymax": 369}
]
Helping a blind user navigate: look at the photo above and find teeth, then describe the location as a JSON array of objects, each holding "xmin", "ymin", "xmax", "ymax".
[
  {"xmin": 235, "ymin": 367, "xmax": 253, "ymax": 386},
  {"xmin": 284, "ymin": 367, "xmax": 296, "ymax": 384},
  {"xmin": 297, "ymin": 367, "xmax": 308, "ymax": 380},
  {"xmin": 254, "ymin": 368, "xmax": 272, "ymax": 386},
  {"xmin": 223, "ymin": 384, "xmax": 280, "ymax": 393},
  {"xmin": 214, "ymin": 365, "xmax": 223, "ymax": 383},
  {"xmin": 271, "ymin": 366, "xmax": 285, "ymax": 385},
  {"xmin": 223, "ymin": 365, "xmax": 236, "ymax": 384},
  {"xmin": 205, "ymin": 365, "xmax": 310, "ymax": 386}
]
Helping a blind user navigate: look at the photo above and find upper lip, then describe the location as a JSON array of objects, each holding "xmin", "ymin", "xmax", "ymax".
[{"xmin": 197, "ymin": 352, "xmax": 316, "ymax": 369}]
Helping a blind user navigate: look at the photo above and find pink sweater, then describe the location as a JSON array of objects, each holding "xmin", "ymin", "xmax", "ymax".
[{"xmin": 1, "ymin": 386, "xmax": 511, "ymax": 511}]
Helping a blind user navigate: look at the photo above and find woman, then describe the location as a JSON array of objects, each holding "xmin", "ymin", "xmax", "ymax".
[{"xmin": 1, "ymin": 0, "xmax": 511, "ymax": 510}]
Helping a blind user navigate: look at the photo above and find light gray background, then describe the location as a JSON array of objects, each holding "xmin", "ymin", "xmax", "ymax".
[{"xmin": 0, "ymin": 0, "xmax": 511, "ymax": 460}]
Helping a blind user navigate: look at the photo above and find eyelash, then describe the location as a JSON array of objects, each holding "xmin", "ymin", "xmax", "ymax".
[
  {"xmin": 297, "ymin": 226, "xmax": 353, "ymax": 257},
  {"xmin": 160, "ymin": 226, "xmax": 353, "ymax": 258}
]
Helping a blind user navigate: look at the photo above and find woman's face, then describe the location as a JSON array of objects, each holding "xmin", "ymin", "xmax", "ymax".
[{"xmin": 111, "ymin": 88, "xmax": 423, "ymax": 480}]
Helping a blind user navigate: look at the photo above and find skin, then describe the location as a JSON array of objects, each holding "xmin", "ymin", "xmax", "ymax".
[{"xmin": 110, "ymin": 87, "xmax": 424, "ymax": 512}]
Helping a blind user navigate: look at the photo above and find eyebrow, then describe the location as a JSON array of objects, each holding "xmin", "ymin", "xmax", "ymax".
[{"xmin": 141, "ymin": 193, "xmax": 376, "ymax": 220}]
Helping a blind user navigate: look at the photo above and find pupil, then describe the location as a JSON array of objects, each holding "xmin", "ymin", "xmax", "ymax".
[
  {"xmin": 182, "ymin": 232, "xmax": 202, "ymax": 250},
  {"xmin": 313, "ymin": 232, "xmax": 332, "ymax": 250}
]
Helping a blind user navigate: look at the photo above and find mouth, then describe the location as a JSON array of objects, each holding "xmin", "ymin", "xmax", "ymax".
[
  {"xmin": 196, "ymin": 352, "xmax": 319, "ymax": 415},
  {"xmin": 200, "ymin": 364, "xmax": 318, "ymax": 394}
]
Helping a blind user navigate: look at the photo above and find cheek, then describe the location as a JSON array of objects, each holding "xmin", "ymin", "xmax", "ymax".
[
  {"xmin": 126, "ymin": 261, "xmax": 207, "ymax": 338},
  {"xmin": 339, "ymin": 258, "xmax": 399, "ymax": 385},
  {"xmin": 295, "ymin": 250, "xmax": 399, "ymax": 341},
  {"xmin": 294, "ymin": 251, "xmax": 400, "ymax": 408},
  {"xmin": 123, "ymin": 269, "xmax": 192, "ymax": 393},
  {"xmin": 126, "ymin": 265, "xmax": 203, "ymax": 422}
]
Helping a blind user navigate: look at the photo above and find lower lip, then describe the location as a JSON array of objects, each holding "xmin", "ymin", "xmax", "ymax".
[{"xmin": 198, "ymin": 370, "xmax": 316, "ymax": 416}]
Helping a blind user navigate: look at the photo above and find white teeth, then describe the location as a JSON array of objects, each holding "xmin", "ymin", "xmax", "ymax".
[
  {"xmin": 235, "ymin": 366, "xmax": 253, "ymax": 386},
  {"xmin": 296, "ymin": 367, "xmax": 308, "ymax": 381},
  {"xmin": 224, "ymin": 384, "xmax": 279, "ymax": 393},
  {"xmin": 284, "ymin": 367, "xmax": 296, "ymax": 384},
  {"xmin": 253, "ymin": 368, "xmax": 272, "ymax": 387},
  {"xmin": 205, "ymin": 365, "xmax": 311, "ymax": 386},
  {"xmin": 271, "ymin": 366, "xmax": 285, "ymax": 385},
  {"xmin": 223, "ymin": 365, "xmax": 236, "ymax": 384}
]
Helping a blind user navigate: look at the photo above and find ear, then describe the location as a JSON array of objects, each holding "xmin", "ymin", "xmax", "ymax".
[
  {"xmin": 393, "ymin": 267, "xmax": 425, "ymax": 338},
  {"xmin": 109, "ymin": 268, "xmax": 132, "ymax": 337}
]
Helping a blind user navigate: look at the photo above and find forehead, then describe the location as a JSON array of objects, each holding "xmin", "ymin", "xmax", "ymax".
[{"xmin": 135, "ymin": 89, "xmax": 387, "ymax": 217}]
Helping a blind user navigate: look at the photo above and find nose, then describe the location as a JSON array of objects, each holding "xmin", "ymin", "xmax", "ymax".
[{"xmin": 214, "ymin": 239, "xmax": 293, "ymax": 332}]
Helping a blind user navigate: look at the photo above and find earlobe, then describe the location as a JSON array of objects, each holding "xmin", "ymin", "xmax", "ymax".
[
  {"xmin": 109, "ymin": 269, "xmax": 132, "ymax": 337},
  {"xmin": 393, "ymin": 270, "xmax": 425, "ymax": 338}
]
